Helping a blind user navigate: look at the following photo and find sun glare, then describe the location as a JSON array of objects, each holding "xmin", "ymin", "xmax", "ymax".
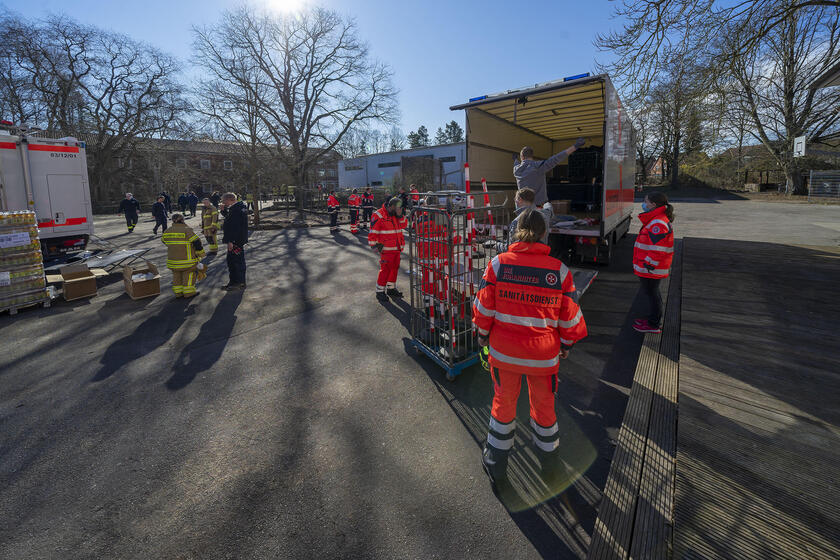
[{"xmin": 265, "ymin": 0, "xmax": 306, "ymax": 14}]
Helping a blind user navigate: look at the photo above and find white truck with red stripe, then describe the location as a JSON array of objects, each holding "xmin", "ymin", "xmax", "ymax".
[
  {"xmin": 450, "ymin": 73, "xmax": 636, "ymax": 264},
  {"xmin": 0, "ymin": 134, "xmax": 94, "ymax": 259}
]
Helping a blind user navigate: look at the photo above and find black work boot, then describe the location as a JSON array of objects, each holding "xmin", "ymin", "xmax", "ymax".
[
  {"xmin": 386, "ymin": 287, "xmax": 403, "ymax": 298},
  {"xmin": 481, "ymin": 444, "xmax": 509, "ymax": 487},
  {"xmin": 376, "ymin": 292, "xmax": 388, "ymax": 302}
]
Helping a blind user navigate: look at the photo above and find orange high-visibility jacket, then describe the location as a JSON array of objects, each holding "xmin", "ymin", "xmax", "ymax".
[
  {"xmin": 369, "ymin": 204, "xmax": 408, "ymax": 251},
  {"xmin": 348, "ymin": 194, "xmax": 361, "ymax": 208},
  {"xmin": 327, "ymin": 194, "xmax": 340, "ymax": 213},
  {"xmin": 410, "ymin": 188, "xmax": 420, "ymax": 202},
  {"xmin": 362, "ymin": 193, "xmax": 375, "ymax": 207},
  {"xmin": 473, "ymin": 242, "xmax": 587, "ymax": 375},
  {"xmin": 633, "ymin": 205, "xmax": 674, "ymax": 279}
]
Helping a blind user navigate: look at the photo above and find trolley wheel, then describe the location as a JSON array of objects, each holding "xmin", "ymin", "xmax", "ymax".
[{"xmin": 445, "ymin": 371, "xmax": 456, "ymax": 382}]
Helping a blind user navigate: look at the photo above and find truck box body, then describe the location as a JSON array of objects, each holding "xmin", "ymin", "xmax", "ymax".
[
  {"xmin": 0, "ymin": 135, "xmax": 94, "ymax": 258},
  {"xmin": 450, "ymin": 74, "xmax": 635, "ymax": 263}
]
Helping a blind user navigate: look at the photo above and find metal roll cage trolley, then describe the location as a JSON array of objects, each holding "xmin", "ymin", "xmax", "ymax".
[{"xmin": 408, "ymin": 179, "xmax": 510, "ymax": 381}]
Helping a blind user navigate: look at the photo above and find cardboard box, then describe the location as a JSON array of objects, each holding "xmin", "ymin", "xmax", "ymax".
[
  {"xmin": 123, "ymin": 263, "xmax": 160, "ymax": 300},
  {"xmin": 550, "ymin": 200, "xmax": 571, "ymax": 215},
  {"xmin": 54, "ymin": 263, "xmax": 97, "ymax": 301}
]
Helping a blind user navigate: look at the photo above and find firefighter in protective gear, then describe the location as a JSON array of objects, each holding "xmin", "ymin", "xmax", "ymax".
[
  {"xmin": 361, "ymin": 187, "xmax": 375, "ymax": 228},
  {"xmin": 201, "ymin": 198, "xmax": 220, "ymax": 253},
  {"xmin": 369, "ymin": 197, "xmax": 408, "ymax": 302},
  {"xmin": 162, "ymin": 213, "xmax": 205, "ymax": 298},
  {"xmin": 348, "ymin": 188, "xmax": 362, "ymax": 234},
  {"xmin": 472, "ymin": 209, "xmax": 587, "ymax": 487},
  {"xmin": 632, "ymin": 192, "xmax": 675, "ymax": 334},
  {"xmin": 117, "ymin": 193, "xmax": 140, "ymax": 233},
  {"xmin": 327, "ymin": 190, "xmax": 340, "ymax": 232}
]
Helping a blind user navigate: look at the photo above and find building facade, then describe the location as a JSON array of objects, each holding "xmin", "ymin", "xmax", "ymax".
[{"xmin": 338, "ymin": 142, "xmax": 466, "ymax": 192}]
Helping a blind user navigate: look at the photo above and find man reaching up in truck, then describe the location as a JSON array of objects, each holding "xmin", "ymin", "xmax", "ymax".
[{"xmin": 513, "ymin": 137, "xmax": 587, "ymax": 205}]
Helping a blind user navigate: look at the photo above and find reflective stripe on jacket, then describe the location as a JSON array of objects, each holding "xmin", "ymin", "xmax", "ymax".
[
  {"xmin": 348, "ymin": 194, "xmax": 361, "ymax": 208},
  {"xmin": 162, "ymin": 223, "xmax": 203, "ymax": 269},
  {"xmin": 472, "ymin": 242, "xmax": 587, "ymax": 375},
  {"xmin": 327, "ymin": 195, "xmax": 340, "ymax": 213},
  {"xmin": 369, "ymin": 205, "xmax": 407, "ymax": 250},
  {"xmin": 201, "ymin": 207, "xmax": 219, "ymax": 234},
  {"xmin": 362, "ymin": 193, "xmax": 375, "ymax": 207},
  {"xmin": 633, "ymin": 206, "xmax": 674, "ymax": 279}
]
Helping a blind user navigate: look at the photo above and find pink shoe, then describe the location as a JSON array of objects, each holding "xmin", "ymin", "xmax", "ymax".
[{"xmin": 633, "ymin": 320, "xmax": 662, "ymax": 334}]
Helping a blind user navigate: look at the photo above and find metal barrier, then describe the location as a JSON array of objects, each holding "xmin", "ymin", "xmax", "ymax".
[
  {"xmin": 408, "ymin": 190, "xmax": 509, "ymax": 380},
  {"xmin": 809, "ymin": 170, "xmax": 840, "ymax": 201}
]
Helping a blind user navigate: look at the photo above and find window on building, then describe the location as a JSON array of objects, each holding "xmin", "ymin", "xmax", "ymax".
[
  {"xmin": 117, "ymin": 157, "xmax": 132, "ymax": 169},
  {"xmin": 224, "ymin": 160, "xmax": 233, "ymax": 171},
  {"xmin": 200, "ymin": 159, "xmax": 211, "ymax": 170},
  {"xmin": 371, "ymin": 181, "xmax": 383, "ymax": 186},
  {"xmin": 378, "ymin": 161, "xmax": 400, "ymax": 168},
  {"xmin": 344, "ymin": 165, "xmax": 363, "ymax": 171},
  {"xmin": 152, "ymin": 159, "xmax": 161, "ymax": 170},
  {"xmin": 318, "ymin": 169, "xmax": 326, "ymax": 177},
  {"xmin": 326, "ymin": 168, "xmax": 336, "ymax": 177},
  {"xmin": 176, "ymin": 158, "xmax": 186, "ymax": 169},
  {"xmin": 439, "ymin": 156, "xmax": 457, "ymax": 163}
]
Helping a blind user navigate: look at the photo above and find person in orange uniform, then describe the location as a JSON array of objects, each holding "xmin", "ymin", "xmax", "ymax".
[
  {"xmin": 632, "ymin": 192, "xmax": 675, "ymax": 334},
  {"xmin": 327, "ymin": 189, "xmax": 340, "ymax": 233},
  {"xmin": 347, "ymin": 188, "xmax": 362, "ymax": 234},
  {"xmin": 472, "ymin": 209, "xmax": 588, "ymax": 487},
  {"xmin": 361, "ymin": 187, "xmax": 375, "ymax": 228},
  {"xmin": 369, "ymin": 197, "xmax": 408, "ymax": 302},
  {"xmin": 409, "ymin": 184, "xmax": 420, "ymax": 205}
]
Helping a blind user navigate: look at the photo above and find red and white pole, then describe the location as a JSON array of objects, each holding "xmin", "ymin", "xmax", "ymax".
[{"xmin": 481, "ymin": 177, "xmax": 495, "ymax": 240}]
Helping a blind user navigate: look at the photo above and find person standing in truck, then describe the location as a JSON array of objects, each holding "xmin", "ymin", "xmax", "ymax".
[
  {"xmin": 117, "ymin": 193, "xmax": 141, "ymax": 233},
  {"xmin": 513, "ymin": 137, "xmax": 587, "ymax": 205}
]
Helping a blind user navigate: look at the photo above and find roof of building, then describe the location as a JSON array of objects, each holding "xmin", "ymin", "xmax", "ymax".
[
  {"xmin": 812, "ymin": 59, "xmax": 840, "ymax": 90},
  {"xmin": 339, "ymin": 142, "xmax": 464, "ymax": 163}
]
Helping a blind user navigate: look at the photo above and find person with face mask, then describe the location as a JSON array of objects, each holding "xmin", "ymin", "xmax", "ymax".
[
  {"xmin": 369, "ymin": 197, "xmax": 408, "ymax": 302},
  {"xmin": 632, "ymin": 192, "xmax": 675, "ymax": 333}
]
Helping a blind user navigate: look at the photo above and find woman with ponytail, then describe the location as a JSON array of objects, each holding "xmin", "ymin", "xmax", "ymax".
[{"xmin": 632, "ymin": 192, "xmax": 675, "ymax": 334}]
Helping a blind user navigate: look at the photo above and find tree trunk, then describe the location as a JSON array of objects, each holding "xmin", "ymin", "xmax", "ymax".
[{"xmin": 784, "ymin": 168, "xmax": 805, "ymax": 196}]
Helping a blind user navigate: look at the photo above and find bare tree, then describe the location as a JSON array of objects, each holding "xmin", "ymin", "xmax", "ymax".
[
  {"xmin": 596, "ymin": 0, "xmax": 840, "ymax": 99},
  {"xmin": 719, "ymin": 5, "xmax": 840, "ymax": 194},
  {"xmin": 0, "ymin": 12, "xmax": 186, "ymax": 201},
  {"xmin": 193, "ymin": 7, "xmax": 398, "ymax": 187},
  {"xmin": 629, "ymin": 102, "xmax": 663, "ymax": 184},
  {"xmin": 388, "ymin": 126, "xmax": 406, "ymax": 151}
]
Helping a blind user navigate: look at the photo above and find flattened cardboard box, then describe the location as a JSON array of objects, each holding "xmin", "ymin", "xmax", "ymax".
[{"xmin": 123, "ymin": 262, "xmax": 160, "ymax": 300}]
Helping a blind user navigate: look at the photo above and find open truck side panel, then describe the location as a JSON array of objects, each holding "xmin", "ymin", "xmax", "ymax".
[
  {"xmin": 450, "ymin": 74, "xmax": 635, "ymax": 264},
  {"xmin": 0, "ymin": 135, "xmax": 94, "ymax": 259}
]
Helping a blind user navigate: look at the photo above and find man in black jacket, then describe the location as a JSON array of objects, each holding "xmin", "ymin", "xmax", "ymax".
[
  {"xmin": 117, "ymin": 193, "xmax": 140, "ymax": 233},
  {"xmin": 220, "ymin": 192, "xmax": 248, "ymax": 290},
  {"xmin": 152, "ymin": 195, "xmax": 168, "ymax": 234},
  {"xmin": 188, "ymin": 191, "xmax": 199, "ymax": 217}
]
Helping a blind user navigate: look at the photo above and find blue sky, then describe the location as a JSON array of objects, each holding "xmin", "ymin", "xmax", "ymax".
[{"xmin": 2, "ymin": 0, "xmax": 623, "ymax": 136}]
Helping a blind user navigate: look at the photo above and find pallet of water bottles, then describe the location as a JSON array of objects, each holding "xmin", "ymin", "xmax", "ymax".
[
  {"xmin": 407, "ymin": 186, "xmax": 509, "ymax": 380},
  {"xmin": 0, "ymin": 211, "xmax": 50, "ymax": 315}
]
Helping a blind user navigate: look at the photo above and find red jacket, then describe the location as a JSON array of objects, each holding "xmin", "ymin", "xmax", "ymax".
[
  {"xmin": 327, "ymin": 194, "xmax": 339, "ymax": 213},
  {"xmin": 410, "ymin": 188, "xmax": 420, "ymax": 202},
  {"xmin": 473, "ymin": 242, "xmax": 587, "ymax": 375},
  {"xmin": 362, "ymin": 193, "xmax": 375, "ymax": 207},
  {"xmin": 369, "ymin": 204, "xmax": 408, "ymax": 251},
  {"xmin": 633, "ymin": 206, "xmax": 674, "ymax": 279},
  {"xmin": 348, "ymin": 194, "xmax": 361, "ymax": 208}
]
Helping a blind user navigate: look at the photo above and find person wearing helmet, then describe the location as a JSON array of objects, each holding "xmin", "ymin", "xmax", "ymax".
[{"xmin": 369, "ymin": 197, "xmax": 408, "ymax": 302}]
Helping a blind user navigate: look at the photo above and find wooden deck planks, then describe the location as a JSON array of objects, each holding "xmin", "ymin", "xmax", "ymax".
[
  {"xmin": 673, "ymin": 239, "xmax": 840, "ymax": 560},
  {"xmin": 588, "ymin": 247, "xmax": 680, "ymax": 560}
]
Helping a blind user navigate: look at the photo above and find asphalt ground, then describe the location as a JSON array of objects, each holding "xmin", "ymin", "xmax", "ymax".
[{"xmin": 1, "ymin": 197, "xmax": 838, "ymax": 559}]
